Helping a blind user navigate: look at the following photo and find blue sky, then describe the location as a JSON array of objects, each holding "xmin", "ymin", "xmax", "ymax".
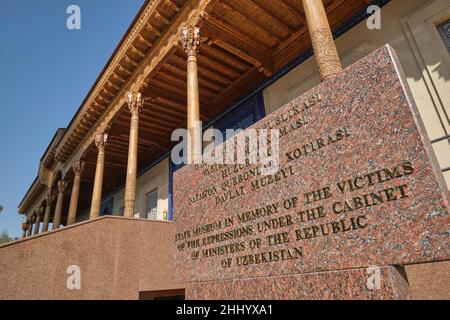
[{"xmin": 0, "ymin": 0, "xmax": 144, "ymax": 237}]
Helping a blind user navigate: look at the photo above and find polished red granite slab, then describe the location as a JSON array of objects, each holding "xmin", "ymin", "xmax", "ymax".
[
  {"xmin": 173, "ymin": 45, "xmax": 450, "ymax": 289},
  {"xmin": 187, "ymin": 266, "xmax": 410, "ymax": 300}
]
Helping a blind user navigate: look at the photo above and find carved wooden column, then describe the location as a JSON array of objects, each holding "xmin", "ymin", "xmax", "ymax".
[
  {"xmin": 33, "ymin": 207, "xmax": 42, "ymax": 235},
  {"xmin": 27, "ymin": 213, "xmax": 34, "ymax": 237},
  {"xmin": 302, "ymin": 0, "xmax": 342, "ymax": 81},
  {"xmin": 52, "ymin": 180, "xmax": 67, "ymax": 230},
  {"xmin": 21, "ymin": 223, "xmax": 27, "ymax": 239},
  {"xmin": 90, "ymin": 131, "xmax": 108, "ymax": 220},
  {"xmin": 42, "ymin": 194, "xmax": 53, "ymax": 232},
  {"xmin": 124, "ymin": 92, "xmax": 143, "ymax": 218},
  {"xmin": 67, "ymin": 161, "xmax": 84, "ymax": 225},
  {"xmin": 180, "ymin": 26, "xmax": 202, "ymax": 164}
]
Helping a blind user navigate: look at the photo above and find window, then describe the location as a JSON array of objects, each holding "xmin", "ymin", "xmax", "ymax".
[
  {"xmin": 145, "ymin": 189, "xmax": 158, "ymax": 220},
  {"xmin": 213, "ymin": 93, "xmax": 265, "ymax": 140},
  {"xmin": 438, "ymin": 19, "xmax": 450, "ymax": 53},
  {"xmin": 100, "ymin": 197, "xmax": 114, "ymax": 216},
  {"xmin": 139, "ymin": 289, "xmax": 185, "ymax": 300}
]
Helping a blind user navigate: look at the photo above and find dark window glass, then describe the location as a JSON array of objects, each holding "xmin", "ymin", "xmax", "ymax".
[
  {"xmin": 100, "ymin": 197, "xmax": 114, "ymax": 216},
  {"xmin": 145, "ymin": 189, "xmax": 158, "ymax": 220},
  {"xmin": 438, "ymin": 19, "xmax": 450, "ymax": 54}
]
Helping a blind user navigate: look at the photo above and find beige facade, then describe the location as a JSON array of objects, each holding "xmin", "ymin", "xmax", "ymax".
[{"xmin": 112, "ymin": 158, "xmax": 170, "ymax": 221}]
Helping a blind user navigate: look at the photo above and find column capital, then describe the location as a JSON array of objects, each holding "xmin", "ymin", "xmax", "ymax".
[
  {"xmin": 126, "ymin": 91, "xmax": 144, "ymax": 114},
  {"xmin": 72, "ymin": 160, "xmax": 85, "ymax": 176},
  {"xmin": 38, "ymin": 206, "xmax": 44, "ymax": 219},
  {"xmin": 95, "ymin": 131, "xmax": 109, "ymax": 151},
  {"xmin": 180, "ymin": 26, "xmax": 201, "ymax": 57},
  {"xmin": 57, "ymin": 180, "xmax": 67, "ymax": 194},
  {"xmin": 45, "ymin": 193, "xmax": 54, "ymax": 205}
]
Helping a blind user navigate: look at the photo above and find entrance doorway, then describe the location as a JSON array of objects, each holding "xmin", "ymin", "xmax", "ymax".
[{"xmin": 139, "ymin": 289, "xmax": 185, "ymax": 300}]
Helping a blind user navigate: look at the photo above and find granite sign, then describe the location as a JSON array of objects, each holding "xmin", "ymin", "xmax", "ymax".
[{"xmin": 173, "ymin": 45, "xmax": 450, "ymax": 299}]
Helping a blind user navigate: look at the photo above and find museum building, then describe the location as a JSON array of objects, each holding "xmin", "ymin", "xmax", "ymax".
[{"xmin": 0, "ymin": 0, "xmax": 449, "ymax": 299}]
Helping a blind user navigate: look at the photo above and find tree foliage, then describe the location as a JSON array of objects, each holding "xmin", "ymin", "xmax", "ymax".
[{"xmin": 0, "ymin": 230, "xmax": 12, "ymax": 244}]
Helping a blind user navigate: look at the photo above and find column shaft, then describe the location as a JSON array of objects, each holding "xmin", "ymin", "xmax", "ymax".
[
  {"xmin": 33, "ymin": 211, "xmax": 41, "ymax": 235},
  {"xmin": 180, "ymin": 26, "xmax": 202, "ymax": 164},
  {"xmin": 27, "ymin": 214, "xmax": 33, "ymax": 237},
  {"xmin": 42, "ymin": 199, "xmax": 52, "ymax": 233},
  {"xmin": 53, "ymin": 186, "xmax": 65, "ymax": 230},
  {"xmin": 22, "ymin": 224, "xmax": 27, "ymax": 239},
  {"xmin": 90, "ymin": 132, "xmax": 107, "ymax": 220},
  {"xmin": 187, "ymin": 54, "xmax": 201, "ymax": 164},
  {"xmin": 302, "ymin": 0, "xmax": 342, "ymax": 81},
  {"xmin": 124, "ymin": 108, "xmax": 140, "ymax": 218},
  {"xmin": 67, "ymin": 161, "xmax": 84, "ymax": 225}
]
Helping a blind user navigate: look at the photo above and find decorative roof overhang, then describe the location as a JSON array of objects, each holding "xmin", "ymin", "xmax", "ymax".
[
  {"xmin": 54, "ymin": 0, "xmax": 212, "ymax": 166},
  {"xmin": 18, "ymin": 128, "xmax": 65, "ymax": 213}
]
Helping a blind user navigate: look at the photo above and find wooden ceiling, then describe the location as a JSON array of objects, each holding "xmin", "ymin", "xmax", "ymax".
[{"xmin": 24, "ymin": 0, "xmax": 377, "ymax": 217}]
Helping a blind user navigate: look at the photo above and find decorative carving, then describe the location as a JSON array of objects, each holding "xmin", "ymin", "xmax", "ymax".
[
  {"xmin": 180, "ymin": 26, "xmax": 201, "ymax": 57},
  {"xmin": 38, "ymin": 206, "xmax": 44, "ymax": 219},
  {"xmin": 45, "ymin": 193, "xmax": 54, "ymax": 206},
  {"xmin": 95, "ymin": 131, "xmax": 109, "ymax": 151},
  {"xmin": 126, "ymin": 91, "xmax": 144, "ymax": 114},
  {"xmin": 199, "ymin": 11, "xmax": 210, "ymax": 25},
  {"xmin": 72, "ymin": 160, "xmax": 85, "ymax": 176},
  {"xmin": 310, "ymin": 28, "xmax": 342, "ymax": 81},
  {"xmin": 165, "ymin": 0, "xmax": 180, "ymax": 12},
  {"xmin": 57, "ymin": 180, "xmax": 67, "ymax": 194}
]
